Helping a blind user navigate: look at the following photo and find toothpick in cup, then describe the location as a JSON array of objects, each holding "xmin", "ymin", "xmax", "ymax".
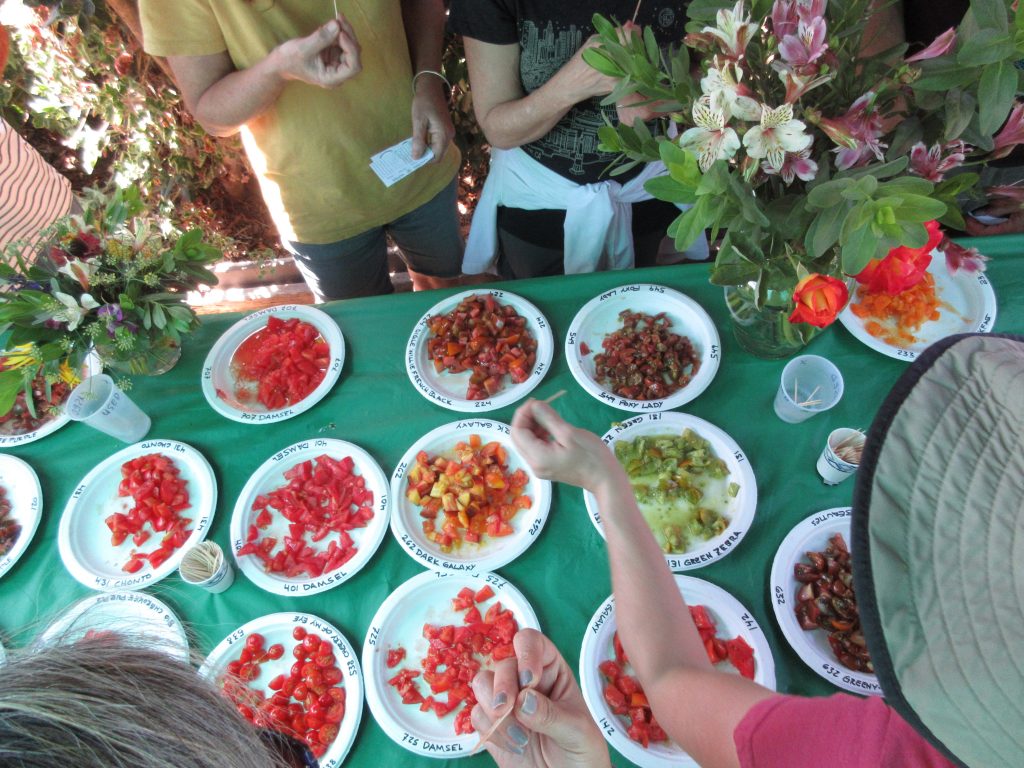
[
  {"xmin": 179, "ymin": 541, "xmax": 233, "ymax": 593},
  {"xmin": 816, "ymin": 428, "xmax": 865, "ymax": 485}
]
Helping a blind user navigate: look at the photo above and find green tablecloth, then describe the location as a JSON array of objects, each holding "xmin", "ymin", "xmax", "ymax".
[{"xmin": 2, "ymin": 235, "xmax": 1021, "ymax": 767}]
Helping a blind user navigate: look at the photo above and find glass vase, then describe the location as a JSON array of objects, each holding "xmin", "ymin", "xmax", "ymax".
[
  {"xmin": 100, "ymin": 336, "xmax": 183, "ymax": 376},
  {"xmin": 724, "ymin": 283, "xmax": 822, "ymax": 359}
]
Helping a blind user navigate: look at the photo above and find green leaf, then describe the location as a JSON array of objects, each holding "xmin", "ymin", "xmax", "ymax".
[
  {"xmin": 0, "ymin": 372, "xmax": 23, "ymax": 418},
  {"xmin": 958, "ymin": 30, "xmax": 1014, "ymax": 66},
  {"xmin": 913, "ymin": 58, "xmax": 980, "ymax": 91},
  {"xmin": 841, "ymin": 225, "xmax": 880, "ymax": 276},
  {"xmin": 978, "ymin": 60, "xmax": 1019, "ymax": 135},
  {"xmin": 807, "ymin": 179, "xmax": 853, "ymax": 209},
  {"xmin": 644, "ymin": 26, "xmax": 660, "ymax": 63},
  {"xmin": 805, "ymin": 203, "xmax": 847, "ymax": 258},
  {"xmin": 967, "ymin": 0, "xmax": 1010, "ymax": 34},
  {"xmin": 645, "ymin": 176, "xmax": 696, "ymax": 204},
  {"xmin": 935, "ymin": 172, "xmax": 981, "ymax": 197},
  {"xmin": 878, "ymin": 176, "xmax": 934, "ymax": 197},
  {"xmin": 841, "ymin": 157, "xmax": 909, "ymax": 181},
  {"xmin": 709, "ymin": 260, "xmax": 760, "ymax": 286},
  {"xmin": 668, "ymin": 196, "xmax": 713, "ymax": 249},
  {"xmin": 582, "ymin": 48, "xmax": 624, "ymax": 78},
  {"xmin": 151, "ymin": 303, "xmax": 167, "ymax": 330},
  {"xmin": 893, "ymin": 194, "xmax": 948, "ymax": 221},
  {"xmin": 943, "ymin": 88, "xmax": 977, "ymax": 141},
  {"xmin": 591, "ymin": 13, "xmax": 617, "ymax": 40}
]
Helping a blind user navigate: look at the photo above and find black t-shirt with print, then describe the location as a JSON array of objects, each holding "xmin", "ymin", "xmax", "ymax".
[{"xmin": 449, "ymin": 0, "xmax": 688, "ymax": 185}]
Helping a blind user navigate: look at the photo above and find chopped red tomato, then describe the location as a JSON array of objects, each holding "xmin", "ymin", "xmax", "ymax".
[{"xmin": 231, "ymin": 315, "xmax": 330, "ymax": 410}]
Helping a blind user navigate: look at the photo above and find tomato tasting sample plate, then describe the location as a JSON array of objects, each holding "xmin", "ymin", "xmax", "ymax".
[
  {"xmin": 566, "ymin": 284, "xmax": 720, "ymax": 412},
  {"xmin": 769, "ymin": 508, "xmax": 881, "ymax": 696},
  {"xmin": 389, "ymin": 420, "xmax": 551, "ymax": 574},
  {"xmin": 584, "ymin": 413, "xmax": 756, "ymax": 572},
  {"xmin": 36, "ymin": 590, "xmax": 189, "ymax": 660},
  {"xmin": 0, "ymin": 454, "xmax": 42, "ymax": 580},
  {"xmin": 201, "ymin": 305, "xmax": 345, "ymax": 424},
  {"xmin": 580, "ymin": 575, "xmax": 776, "ymax": 767},
  {"xmin": 58, "ymin": 440, "xmax": 217, "ymax": 592},
  {"xmin": 405, "ymin": 289, "xmax": 554, "ymax": 413},
  {"xmin": 0, "ymin": 353, "xmax": 101, "ymax": 448},
  {"xmin": 200, "ymin": 612, "xmax": 363, "ymax": 768},
  {"xmin": 231, "ymin": 438, "xmax": 390, "ymax": 596},
  {"xmin": 363, "ymin": 570, "xmax": 541, "ymax": 759},
  {"xmin": 838, "ymin": 255, "xmax": 997, "ymax": 362}
]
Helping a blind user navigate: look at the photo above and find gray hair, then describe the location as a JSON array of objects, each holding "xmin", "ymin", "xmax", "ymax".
[{"xmin": 0, "ymin": 636, "xmax": 292, "ymax": 768}]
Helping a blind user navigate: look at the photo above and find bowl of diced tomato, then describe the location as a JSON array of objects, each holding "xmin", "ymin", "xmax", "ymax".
[
  {"xmin": 389, "ymin": 420, "xmax": 551, "ymax": 574},
  {"xmin": 201, "ymin": 305, "xmax": 344, "ymax": 424}
]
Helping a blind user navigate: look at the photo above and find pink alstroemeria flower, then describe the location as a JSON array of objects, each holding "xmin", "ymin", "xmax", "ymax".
[
  {"xmin": 940, "ymin": 236, "xmax": 989, "ymax": 274},
  {"xmin": 908, "ymin": 140, "xmax": 967, "ymax": 182},
  {"xmin": 778, "ymin": 68, "xmax": 833, "ymax": 103},
  {"xmin": 762, "ymin": 148, "xmax": 818, "ymax": 184},
  {"xmin": 779, "ymin": 16, "xmax": 829, "ymax": 67},
  {"xmin": 992, "ymin": 102, "xmax": 1024, "ymax": 159},
  {"xmin": 771, "ymin": 0, "xmax": 799, "ymax": 38},
  {"xmin": 816, "ymin": 93, "xmax": 886, "ymax": 169},
  {"xmin": 906, "ymin": 27, "xmax": 956, "ymax": 63}
]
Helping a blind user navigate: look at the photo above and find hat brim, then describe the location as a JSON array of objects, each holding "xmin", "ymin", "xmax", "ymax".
[{"xmin": 852, "ymin": 333, "xmax": 1024, "ymax": 768}]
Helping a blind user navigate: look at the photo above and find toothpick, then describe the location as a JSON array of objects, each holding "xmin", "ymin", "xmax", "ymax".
[
  {"xmin": 631, "ymin": 0, "xmax": 644, "ymax": 23},
  {"xmin": 333, "ymin": 0, "xmax": 339, "ymax": 19},
  {"xmin": 797, "ymin": 386, "xmax": 821, "ymax": 407},
  {"xmin": 471, "ymin": 708, "xmax": 518, "ymax": 756},
  {"xmin": 792, "ymin": 376, "xmax": 799, "ymax": 404},
  {"xmin": 542, "ymin": 390, "xmax": 566, "ymax": 405}
]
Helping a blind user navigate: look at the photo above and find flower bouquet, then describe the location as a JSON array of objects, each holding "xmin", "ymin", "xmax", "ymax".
[
  {"xmin": 0, "ymin": 186, "xmax": 220, "ymax": 433},
  {"xmin": 585, "ymin": 0, "xmax": 1022, "ymax": 356}
]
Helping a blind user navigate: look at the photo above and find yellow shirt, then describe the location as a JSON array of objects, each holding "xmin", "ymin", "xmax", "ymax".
[{"xmin": 139, "ymin": 0, "xmax": 459, "ymax": 244}]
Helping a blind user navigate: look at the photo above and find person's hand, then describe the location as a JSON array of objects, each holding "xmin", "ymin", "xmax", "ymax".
[
  {"xmin": 471, "ymin": 629, "xmax": 610, "ymax": 768},
  {"xmin": 272, "ymin": 16, "xmax": 361, "ymax": 88},
  {"xmin": 615, "ymin": 91, "xmax": 660, "ymax": 126},
  {"xmin": 559, "ymin": 35, "xmax": 620, "ymax": 103},
  {"xmin": 411, "ymin": 76, "xmax": 455, "ymax": 162},
  {"xmin": 510, "ymin": 400, "xmax": 621, "ymax": 492},
  {"xmin": 965, "ymin": 209, "xmax": 1024, "ymax": 236}
]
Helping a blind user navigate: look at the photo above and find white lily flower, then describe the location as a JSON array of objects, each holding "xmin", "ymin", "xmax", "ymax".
[
  {"xmin": 742, "ymin": 103, "xmax": 813, "ymax": 170},
  {"xmin": 701, "ymin": 60, "xmax": 762, "ymax": 122},
  {"xmin": 678, "ymin": 97, "xmax": 742, "ymax": 172},
  {"xmin": 53, "ymin": 291, "xmax": 100, "ymax": 331},
  {"xmin": 57, "ymin": 258, "xmax": 100, "ymax": 290},
  {"xmin": 702, "ymin": 1, "xmax": 758, "ymax": 59}
]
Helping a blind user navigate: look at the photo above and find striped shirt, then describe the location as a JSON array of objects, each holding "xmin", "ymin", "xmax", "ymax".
[{"xmin": 0, "ymin": 118, "xmax": 72, "ymax": 259}]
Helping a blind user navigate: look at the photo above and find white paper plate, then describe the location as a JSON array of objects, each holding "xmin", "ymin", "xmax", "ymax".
[
  {"xmin": 405, "ymin": 289, "xmax": 554, "ymax": 413},
  {"xmin": 839, "ymin": 254, "xmax": 998, "ymax": 362},
  {"xmin": 36, "ymin": 590, "xmax": 188, "ymax": 660},
  {"xmin": 0, "ymin": 638, "xmax": 5, "ymax": 665},
  {"xmin": 200, "ymin": 612, "xmax": 363, "ymax": 768},
  {"xmin": 390, "ymin": 420, "xmax": 551, "ymax": 574},
  {"xmin": 0, "ymin": 454, "xmax": 43, "ymax": 579},
  {"xmin": 0, "ymin": 353, "xmax": 101, "ymax": 447},
  {"xmin": 584, "ymin": 413, "xmax": 756, "ymax": 571},
  {"xmin": 769, "ymin": 508, "xmax": 881, "ymax": 695},
  {"xmin": 580, "ymin": 575, "xmax": 776, "ymax": 767},
  {"xmin": 363, "ymin": 570, "xmax": 540, "ymax": 759},
  {"xmin": 231, "ymin": 438, "xmax": 390, "ymax": 595},
  {"xmin": 201, "ymin": 305, "xmax": 345, "ymax": 424},
  {"xmin": 566, "ymin": 285, "xmax": 720, "ymax": 412},
  {"xmin": 58, "ymin": 439, "xmax": 216, "ymax": 591}
]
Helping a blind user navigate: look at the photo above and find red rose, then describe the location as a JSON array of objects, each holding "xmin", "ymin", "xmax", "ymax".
[
  {"xmin": 855, "ymin": 220, "xmax": 943, "ymax": 295},
  {"xmin": 789, "ymin": 273, "xmax": 850, "ymax": 328}
]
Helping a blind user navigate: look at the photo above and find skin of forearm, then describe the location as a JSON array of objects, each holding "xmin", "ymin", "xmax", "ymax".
[
  {"xmin": 188, "ymin": 55, "xmax": 288, "ymax": 137},
  {"xmin": 478, "ymin": 80, "xmax": 582, "ymax": 149},
  {"xmin": 593, "ymin": 470, "xmax": 713, "ymax": 686},
  {"xmin": 401, "ymin": 0, "xmax": 445, "ymax": 76}
]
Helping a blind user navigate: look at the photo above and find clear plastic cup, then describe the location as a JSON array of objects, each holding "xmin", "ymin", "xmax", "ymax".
[
  {"xmin": 817, "ymin": 428, "xmax": 865, "ymax": 485},
  {"xmin": 65, "ymin": 374, "xmax": 151, "ymax": 443},
  {"xmin": 773, "ymin": 355, "xmax": 844, "ymax": 423}
]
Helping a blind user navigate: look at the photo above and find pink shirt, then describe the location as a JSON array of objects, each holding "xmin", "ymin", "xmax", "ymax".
[{"xmin": 735, "ymin": 693, "xmax": 956, "ymax": 768}]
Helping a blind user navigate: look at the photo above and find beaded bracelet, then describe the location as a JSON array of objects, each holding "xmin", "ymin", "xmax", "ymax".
[{"xmin": 412, "ymin": 69, "xmax": 451, "ymax": 93}]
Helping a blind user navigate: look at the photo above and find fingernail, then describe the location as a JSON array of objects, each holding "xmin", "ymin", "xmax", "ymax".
[
  {"xmin": 519, "ymin": 669, "xmax": 533, "ymax": 688},
  {"xmin": 506, "ymin": 741, "xmax": 525, "ymax": 756},
  {"xmin": 520, "ymin": 691, "xmax": 537, "ymax": 715},
  {"xmin": 491, "ymin": 691, "xmax": 507, "ymax": 709},
  {"xmin": 507, "ymin": 723, "xmax": 529, "ymax": 748}
]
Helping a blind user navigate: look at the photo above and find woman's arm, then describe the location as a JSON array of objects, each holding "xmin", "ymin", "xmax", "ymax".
[
  {"xmin": 168, "ymin": 17, "xmax": 361, "ymax": 138},
  {"xmin": 462, "ymin": 36, "xmax": 618, "ymax": 149},
  {"xmin": 511, "ymin": 400, "xmax": 775, "ymax": 768}
]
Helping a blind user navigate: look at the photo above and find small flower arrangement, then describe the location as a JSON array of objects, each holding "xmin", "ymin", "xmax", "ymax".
[
  {"xmin": 0, "ymin": 186, "xmax": 220, "ymax": 423},
  {"xmin": 586, "ymin": 0, "xmax": 1020, "ymax": 347}
]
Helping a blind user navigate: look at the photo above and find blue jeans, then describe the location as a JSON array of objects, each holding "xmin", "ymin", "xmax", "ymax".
[{"xmin": 286, "ymin": 178, "xmax": 462, "ymax": 301}]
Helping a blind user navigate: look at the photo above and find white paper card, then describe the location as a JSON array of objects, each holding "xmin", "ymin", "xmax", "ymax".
[{"xmin": 370, "ymin": 138, "xmax": 434, "ymax": 187}]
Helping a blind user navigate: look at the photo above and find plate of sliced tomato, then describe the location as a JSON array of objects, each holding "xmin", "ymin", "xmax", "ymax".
[
  {"xmin": 838, "ymin": 255, "xmax": 997, "ymax": 362},
  {"xmin": 36, "ymin": 590, "xmax": 189, "ymax": 660},
  {"xmin": 201, "ymin": 305, "xmax": 345, "ymax": 424},
  {"xmin": 389, "ymin": 420, "xmax": 551, "ymax": 574},
  {"xmin": 363, "ymin": 570, "xmax": 540, "ymax": 759},
  {"xmin": 231, "ymin": 438, "xmax": 390, "ymax": 596},
  {"xmin": 58, "ymin": 439, "xmax": 216, "ymax": 591},
  {"xmin": 200, "ymin": 612, "xmax": 363, "ymax": 767},
  {"xmin": 566, "ymin": 285, "xmax": 720, "ymax": 413},
  {"xmin": 0, "ymin": 454, "xmax": 42, "ymax": 580},
  {"xmin": 580, "ymin": 575, "xmax": 775, "ymax": 767},
  {"xmin": 769, "ymin": 508, "xmax": 881, "ymax": 696},
  {"xmin": 405, "ymin": 289, "xmax": 553, "ymax": 413},
  {"xmin": 583, "ymin": 413, "xmax": 756, "ymax": 572}
]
